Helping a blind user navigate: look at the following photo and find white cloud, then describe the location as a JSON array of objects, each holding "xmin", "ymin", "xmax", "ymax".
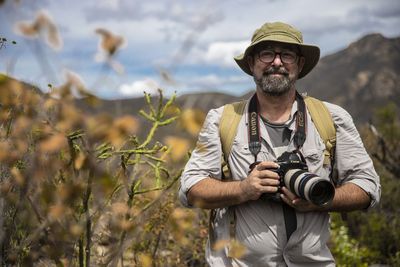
[
  {"xmin": 118, "ymin": 79, "xmax": 160, "ymax": 97},
  {"xmin": 96, "ymin": 0, "xmax": 120, "ymax": 10},
  {"xmin": 195, "ymin": 41, "xmax": 248, "ymax": 67},
  {"xmin": 188, "ymin": 74, "xmax": 250, "ymax": 89},
  {"xmin": 1, "ymin": 0, "xmax": 399, "ymax": 100},
  {"xmin": 191, "ymin": 74, "xmax": 221, "ymax": 87}
]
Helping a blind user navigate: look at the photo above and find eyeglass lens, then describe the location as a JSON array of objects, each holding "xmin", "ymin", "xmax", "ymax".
[{"xmin": 258, "ymin": 50, "xmax": 297, "ymax": 64}]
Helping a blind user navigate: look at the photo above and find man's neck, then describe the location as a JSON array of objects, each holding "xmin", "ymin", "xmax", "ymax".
[{"xmin": 256, "ymin": 88, "xmax": 296, "ymax": 124}]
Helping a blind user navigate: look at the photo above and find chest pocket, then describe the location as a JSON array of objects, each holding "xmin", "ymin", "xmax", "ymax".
[
  {"xmin": 229, "ymin": 136, "xmax": 272, "ymax": 180},
  {"xmin": 301, "ymin": 138, "xmax": 329, "ymax": 178},
  {"xmin": 229, "ymin": 139, "xmax": 254, "ymax": 179}
]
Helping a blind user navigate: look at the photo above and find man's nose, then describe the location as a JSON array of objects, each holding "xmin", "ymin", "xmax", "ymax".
[{"xmin": 271, "ymin": 53, "xmax": 284, "ymax": 66}]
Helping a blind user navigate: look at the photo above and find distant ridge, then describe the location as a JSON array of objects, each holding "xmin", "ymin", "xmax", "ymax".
[
  {"xmin": 297, "ymin": 33, "xmax": 400, "ymax": 123},
  {"xmin": 2, "ymin": 33, "xmax": 399, "ymax": 125},
  {"xmin": 175, "ymin": 33, "xmax": 400, "ymax": 123}
]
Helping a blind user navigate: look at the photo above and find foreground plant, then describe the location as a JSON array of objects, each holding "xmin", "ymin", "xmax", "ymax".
[{"xmin": 0, "ymin": 75, "xmax": 185, "ymax": 266}]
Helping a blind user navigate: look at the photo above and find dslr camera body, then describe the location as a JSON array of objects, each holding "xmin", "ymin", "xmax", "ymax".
[{"xmin": 255, "ymin": 151, "xmax": 335, "ymax": 206}]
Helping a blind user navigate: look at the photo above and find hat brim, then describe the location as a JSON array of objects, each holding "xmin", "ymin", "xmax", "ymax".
[{"xmin": 234, "ymin": 39, "xmax": 320, "ymax": 79}]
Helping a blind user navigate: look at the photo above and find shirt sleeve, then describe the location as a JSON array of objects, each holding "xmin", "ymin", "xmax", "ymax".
[
  {"xmin": 178, "ymin": 107, "xmax": 224, "ymax": 207},
  {"xmin": 325, "ymin": 102, "xmax": 381, "ymax": 208}
]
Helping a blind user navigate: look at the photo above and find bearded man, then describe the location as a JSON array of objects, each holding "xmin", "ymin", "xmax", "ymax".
[{"xmin": 179, "ymin": 22, "xmax": 381, "ymax": 267}]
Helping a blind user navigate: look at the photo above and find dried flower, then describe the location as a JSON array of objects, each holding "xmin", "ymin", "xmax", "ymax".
[
  {"xmin": 95, "ymin": 28, "xmax": 126, "ymax": 73},
  {"xmin": 14, "ymin": 10, "xmax": 63, "ymax": 50},
  {"xmin": 95, "ymin": 28, "xmax": 125, "ymax": 57}
]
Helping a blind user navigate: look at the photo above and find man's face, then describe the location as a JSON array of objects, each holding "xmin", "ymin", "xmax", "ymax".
[{"xmin": 247, "ymin": 43, "xmax": 305, "ymax": 96}]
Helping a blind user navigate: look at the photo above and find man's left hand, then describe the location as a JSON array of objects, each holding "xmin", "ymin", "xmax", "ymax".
[{"xmin": 280, "ymin": 187, "xmax": 323, "ymax": 212}]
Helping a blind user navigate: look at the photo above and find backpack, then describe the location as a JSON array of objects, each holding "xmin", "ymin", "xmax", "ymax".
[{"xmin": 219, "ymin": 95, "xmax": 337, "ymax": 179}]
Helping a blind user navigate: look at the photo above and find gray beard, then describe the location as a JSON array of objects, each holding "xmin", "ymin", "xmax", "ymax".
[{"xmin": 254, "ymin": 72, "xmax": 294, "ymax": 96}]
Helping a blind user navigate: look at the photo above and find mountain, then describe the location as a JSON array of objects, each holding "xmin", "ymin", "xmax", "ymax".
[
  {"xmin": 2, "ymin": 33, "xmax": 399, "ymax": 126},
  {"xmin": 297, "ymin": 33, "xmax": 400, "ymax": 123},
  {"xmin": 171, "ymin": 33, "xmax": 400, "ymax": 124},
  {"xmin": 175, "ymin": 92, "xmax": 240, "ymax": 111},
  {"xmin": 75, "ymin": 92, "xmax": 240, "ymax": 115}
]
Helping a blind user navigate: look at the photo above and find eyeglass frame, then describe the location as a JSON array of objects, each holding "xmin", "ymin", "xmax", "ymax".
[{"xmin": 256, "ymin": 48, "xmax": 300, "ymax": 64}]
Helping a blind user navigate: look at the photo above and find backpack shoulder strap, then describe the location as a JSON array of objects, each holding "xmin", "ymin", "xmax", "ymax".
[
  {"xmin": 219, "ymin": 100, "xmax": 247, "ymax": 180},
  {"xmin": 304, "ymin": 96, "xmax": 336, "ymax": 166},
  {"xmin": 209, "ymin": 100, "xmax": 246, "ymax": 248},
  {"xmin": 219, "ymin": 100, "xmax": 247, "ymax": 161}
]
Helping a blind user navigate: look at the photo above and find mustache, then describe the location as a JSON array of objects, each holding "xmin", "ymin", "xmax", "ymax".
[{"xmin": 264, "ymin": 67, "xmax": 289, "ymax": 76}]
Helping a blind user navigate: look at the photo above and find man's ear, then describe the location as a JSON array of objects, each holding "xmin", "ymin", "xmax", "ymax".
[{"xmin": 247, "ymin": 55, "xmax": 254, "ymax": 73}]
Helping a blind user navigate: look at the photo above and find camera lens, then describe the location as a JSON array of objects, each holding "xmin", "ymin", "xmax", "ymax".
[
  {"xmin": 284, "ymin": 169, "xmax": 335, "ymax": 206},
  {"xmin": 308, "ymin": 180, "xmax": 335, "ymax": 206}
]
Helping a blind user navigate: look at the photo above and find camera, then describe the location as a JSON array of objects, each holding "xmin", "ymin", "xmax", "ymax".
[{"xmin": 254, "ymin": 151, "xmax": 335, "ymax": 206}]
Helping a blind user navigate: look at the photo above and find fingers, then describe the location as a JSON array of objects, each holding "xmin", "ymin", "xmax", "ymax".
[
  {"xmin": 241, "ymin": 162, "xmax": 282, "ymax": 200},
  {"xmin": 280, "ymin": 187, "xmax": 318, "ymax": 212},
  {"xmin": 250, "ymin": 161, "xmax": 280, "ymax": 180},
  {"xmin": 254, "ymin": 161, "xmax": 279, "ymax": 171},
  {"xmin": 280, "ymin": 187, "xmax": 296, "ymax": 206},
  {"xmin": 259, "ymin": 177, "xmax": 280, "ymax": 186},
  {"xmin": 248, "ymin": 161, "xmax": 281, "ymax": 192},
  {"xmin": 281, "ymin": 186, "xmax": 296, "ymax": 200}
]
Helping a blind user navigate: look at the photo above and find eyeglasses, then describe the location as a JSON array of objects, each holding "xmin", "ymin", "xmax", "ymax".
[{"xmin": 258, "ymin": 49, "xmax": 298, "ymax": 64}]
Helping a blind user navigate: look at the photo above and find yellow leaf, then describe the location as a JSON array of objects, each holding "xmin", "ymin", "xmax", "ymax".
[
  {"xmin": 119, "ymin": 219, "xmax": 133, "ymax": 231},
  {"xmin": 108, "ymin": 115, "xmax": 139, "ymax": 147},
  {"xmin": 112, "ymin": 202, "xmax": 129, "ymax": 214},
  {"xmin": 0, "ymin": 181, "xmax": 12, "ymax": 194},
  {"xmin": 39, "ymin": 133, "xmax": 67, "ymax": 153},
  {"xmin": 55, "ymin": 103, "xmax": 83, "ymax": 131},
  {"xmin": 113, "ymin": 115, "xmax": 139, "ymax": 134},
  {"xmin": 0, "ymin": 77, "xmax": 23, "ymax": 107},
  {"xmin": 171, "ymin": 207, "xmax": 187, "ymax": 220},
  {"xmin": 213, "ymin": 239, "xmax": 230, "ymax": 252},
  {"xmin": 49, "ymin": 204, "xmax": 65, "ymax": 220},
  {"xmin": 0, "ymin": 141, "xmax": 13, "ymax": 162},
  {"xmin": 138, "ymin": 253, "xmax": 152, "ymax": 267},
  {"xmin": 57, "ymin": 183, "xmax": 84, "ymax": 202},
  {"xmin": 74, "ymin": 151, "xmax": 86, "ymax": 170},
  {"xmin": 180, "ymin": 109, "xmax": 206, "ymax": 136},
  {"xmin": 13, "ymin": 116, "xmax": 32, "ymax": 136},
  {"xmin": 70, "ymin": 224, "xmax": 84, "ymax": 237},
  {"xmin": 228, "ymin": 239, "xmax": 247, "ymax": 259},
  {"xmin": 164, "ymin": 136, "xmax": 190, "ymax": 161},
  {"xmin": 11, "ymin": 167, "xmax": 24, "ymax": 186},
  {"xmin": 164, "ymin": 104, "xmax": 181, "ymax": 116},
  {"xmin": 43, "ymin": 98, "xmax": 58, "ymax": 111},
  {"xmin": 170, "ymin": 208, "xmax": 195, "ymax": 231},
  {"xmin": 86, "ymin": 114, "xmax": 113, "ymax": 141}
]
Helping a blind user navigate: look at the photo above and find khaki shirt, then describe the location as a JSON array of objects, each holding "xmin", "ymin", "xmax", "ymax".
[{"xmin": 179, "ymin": 98, "xmax": 381, "ymax": 267}]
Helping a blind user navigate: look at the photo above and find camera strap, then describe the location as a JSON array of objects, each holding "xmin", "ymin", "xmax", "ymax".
[
  {"xmin": 294, "ymin": 91, "xmax": 307, "ymax": 150},
  {"xmin": 248, "ymin": 91, "xmax": 307, "ymax": 241},
  {"xmin": 247, "ymin": 91, "xmax": 307, "ymax": 158},
  {"xmin": 248, "ymin": 94, "xmax": 262, "ymax": 162}
]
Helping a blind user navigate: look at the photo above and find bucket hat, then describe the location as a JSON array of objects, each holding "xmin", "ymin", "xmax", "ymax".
[{"xmin": 234, "ymin": 22, "xmax": 320, "ymax": 79}]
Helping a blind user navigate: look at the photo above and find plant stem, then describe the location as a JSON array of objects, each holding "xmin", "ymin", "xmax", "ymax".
[
  {"xmin": 84, "ymin": 170, "xmax": 93, "ymax": 267},
  {"xmin": 79, "ymin": 237, "xmax": 84, "ymax": 267}
]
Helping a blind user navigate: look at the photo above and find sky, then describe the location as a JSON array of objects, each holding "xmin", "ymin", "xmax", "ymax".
[{"xmin": 1, "ymin": 0, "xmax": 400, "ymax": 99}]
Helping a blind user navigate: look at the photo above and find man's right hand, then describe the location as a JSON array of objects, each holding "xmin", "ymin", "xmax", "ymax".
[
  {"xmin": 239, "ymin": 161, "xmax": 281, "ymax": 201},
  {"xmin": 187, "ymin": 161, "xmax": 281, "ymax": 209}
]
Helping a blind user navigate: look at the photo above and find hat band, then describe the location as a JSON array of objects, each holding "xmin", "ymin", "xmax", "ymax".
[{"xmin": 252, "ymin": 30, "xmax": 302, "ymax": 44}]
